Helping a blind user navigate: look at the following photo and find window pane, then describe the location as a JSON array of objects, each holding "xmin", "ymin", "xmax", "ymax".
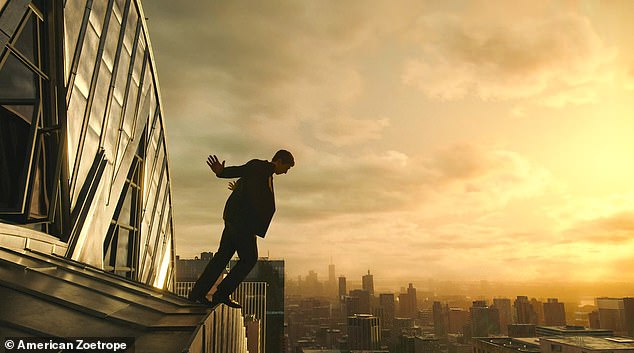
[
  {"xmin": 13, "ymin": 14, "xmax": 37, "ymax": 67},
  {"xmin": 119, "ymin": 182, "xmax": 133, "ymax": 225},
  {"xmin": 2, "ymin": 105, "xmax": 34, "ymax": 124},
  {"xmin": 0, "ymin": 106, "xmax": 32, "ymax": 211},
  {"xmin": 0, "ymin": 54, "xmax": 37, "ymax": 102},
  {"xmin": 116, "ymin": 227, "xmax": 130, "ymax": 268},
  {"xmin": 28, "ymin": 134, "xmax": 49, "ymax": 218}
]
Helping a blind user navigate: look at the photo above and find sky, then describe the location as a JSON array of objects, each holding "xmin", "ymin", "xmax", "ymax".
[{"xmin": 141, "ymin": 0, "xmax": 634, "ymax": 285}]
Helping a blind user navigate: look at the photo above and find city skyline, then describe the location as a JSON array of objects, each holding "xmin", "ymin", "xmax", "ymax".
[{"xmin": 143, "ymin": 1, "xmax": 634, "ymax": 283}]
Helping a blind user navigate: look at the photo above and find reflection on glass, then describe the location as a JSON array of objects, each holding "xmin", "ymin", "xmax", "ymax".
[
  {"xmin": 0, "ymin": 54, "xmax": 37, "ymax": 102},
  {"xmin": 116, "ymin": 228, "xmax": 130, "ymax": 270},
  {"xmin": 14, "ymin": 14, "xmax": 37, "ymax": 66},
  {"xmin": 153, "ymin": 236, "xmax": 171, "ymax": 289},
  {"xmin": 29, "ymin": 136, "xmax": 49, "ymax": 218}
]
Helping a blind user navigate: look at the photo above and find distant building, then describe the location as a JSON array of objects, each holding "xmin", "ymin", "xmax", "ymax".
[
  {"xmin": 515, "ymin": 296, "xmax": 538, "ymax": 325},
  {"xmin": 474, "ymin": 337, "xmax": 541, "ymax": 353},
  {"xmin": 401, "ymin": 335, "xmax": 441, "ymax": 353},
  {"xmin": 596, "ymin": 298, "xmax": 627, "ymax": 335},
  {"xmin": 350, "ymin": 289, "xmax": 372, "ymax": 314},
  {"xmin": 345, "ymin": 296, "xmax": 362, "ymax": 318},
  {"xmin": 379, "ymin": 293, "xmax": 396, "ymax": 329},
  {"xmin": 338, "ymin": 276, "xmax": 347, "ymax": 299},
  {"xmin": 535, "ymin": 325, "xmax": 613, "ymax": 337},
  {"xmin": 348, "ymin": 314, "xmax": 381, "ymax": 350},
  {"xmin": 234, "ymin": 281, "xmax": 268, "ymax": 353},
  {"xmin": 471, "ymin": 300, "xmax": 500, "ymax": 337},
  {"xmin": 531, "ymin": 298, "xmax": 545, "ymax": 325},
  {"xmin": 231, "ymin": 258, "xmax": 285, "ymax": 353},
  {"xmin": 399, "ymin": 283, "xmax": 418, "ymax": 319},
  {"xmin": 508, "ymin": 324, "xmax": 536, "ymax": 337},
  {"xmin": 175, "ymin": 254, "xmax": 271, "ymax": 352},
  {"xmin": 449, "ymin": 308, "xmax": 470, "ymax": 334},
  {"xmin": 328, "ymin": 263, "xmax": 336, "ymax": 297},
  {"xmin": 540, "ymin": 336, "xmax": 634, "ymax": 353},
  {"xmin": 433, "ymin": 301, "xmax": 449, "ymax": 337},
  {"xmin": 174, "ymin": 252, "xmax": 216, "ymax": 297},
  {"xmin": 363, "ymin": 270, "xmax": 375, "ymax": 296},
  {"xmin": 245, "ymin": 315, "xmax": 262, "ymax": 353},
  {"xmin": 493, "ymin": 298, "xmax": 513, "ymax": 335},
  {"xmin": 589, "ymin": 311, "xmax": 601, "ymax": 329},
  {"xmin": 624, "ymin": 298, "xmax": 634, "ymax": 338},
  {"xmin": 544, "ymin": 299, "xmax": 566, "ymax": 326}
]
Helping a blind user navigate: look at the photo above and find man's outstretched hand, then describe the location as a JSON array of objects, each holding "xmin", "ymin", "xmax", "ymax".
[{"xmin": 207, "ymin": 155, "xmax": 225, "ymax": 175}]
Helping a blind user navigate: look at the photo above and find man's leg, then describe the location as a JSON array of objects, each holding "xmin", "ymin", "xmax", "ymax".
[
  {"xmin": 213, "ymin": 229, "xmax": 258, "ymax": 300},
  {"xmin": 188, "ymin": 226, "xmax": 236, "ymax": 301}
]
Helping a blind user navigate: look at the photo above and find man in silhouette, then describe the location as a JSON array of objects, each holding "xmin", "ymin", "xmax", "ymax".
[{"xmin": 188, "ymin": 150, "xmax": 294, "ymax": 308}]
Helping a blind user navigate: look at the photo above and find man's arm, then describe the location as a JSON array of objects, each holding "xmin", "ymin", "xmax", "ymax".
[{"xmin": 206, "ymin": 155, "xmax": 268, "ymax": 179}]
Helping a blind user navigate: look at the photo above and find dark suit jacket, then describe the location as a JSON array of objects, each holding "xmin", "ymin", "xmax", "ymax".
[{"xmin": 217, "ymin": 159, "xmax": 276, "ymax": 237}]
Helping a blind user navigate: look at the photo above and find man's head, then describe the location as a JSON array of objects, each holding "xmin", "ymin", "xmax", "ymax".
[{"xmin": 272, "ymin": 149, "xmax": 294, "ymax": 175}]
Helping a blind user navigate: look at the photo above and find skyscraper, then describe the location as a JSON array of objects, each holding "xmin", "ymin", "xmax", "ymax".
[
  {"xmin": 624, "ymin": 297, "xmax": 634, "ymax": 338},
  {"xmin": 399, "ymin": 283, "xmax": 418, "ymax": 319},
  {"xmin": 338, "ymin": 275, "xmax": 347, "ymax": 299},
  {"xmin": 448, "ymin": 308, "xmax": 470, "ymax": 334},
  {"xmin": 348, "ymin": 314, "xmax": 381, "ymax": 350},
  {"xmin": 328, "ymin": 262, "xmax": 336, "ymax": 297},
  {"xmin": 433, "ymin": 301, "xmax": 449, "ymax": 337},
  {"xmin": 234, "ymin": 282, "xmax": 268, "ymax": 353},
  {"xmin": 531, "ymin": 298, "xmax": 545, "ymax": 325},
  {"xmin": 231, "ymin": 258, "xmax": 285, "ymax": 353},
  {"xmin": 470, "ymin": 300, "xmax": 500, "ymax": 337},
  {"xmin": 493, "ymin": 298, "xmax": 513, "ymax": 335},
  {"xmin": 596, "ymin": 297, "xmax": 626, "ymax": 335},
  {"xmin": 515, "ymin": 296, "xmax": 538, "ymax": 324},
  {"xmin": 362, "ymin": 270, "xmax": 374, "ymax": 296},
  {"xmin": 174, "ymin": 253, "xmax": 216, "ymax": 297},
  {"xmin": 379, "ymin": 293, "xmax": 396, "ymax": 329},
  {"xmin": 543, "ymin": 298, "xmax": 566, "ymax": 326},
  {"xmin": 350, "ymin": 289, "xmax": 372, "ymax": 314}
]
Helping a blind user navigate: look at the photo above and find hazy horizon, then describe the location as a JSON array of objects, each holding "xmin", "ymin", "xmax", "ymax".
[{"xmin": 143, "ymin": 1, "xmax": 634, "ymax": 284}]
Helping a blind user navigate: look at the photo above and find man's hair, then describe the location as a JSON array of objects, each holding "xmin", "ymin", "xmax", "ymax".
[{"xmin": 272, "ymin": 149, "xmax": 295, "ymax": 166}]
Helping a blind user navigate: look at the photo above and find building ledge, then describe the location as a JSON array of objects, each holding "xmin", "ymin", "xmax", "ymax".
[{"xmin": 0, "ymin": 246, "xmax": 228, "ymax": 353}]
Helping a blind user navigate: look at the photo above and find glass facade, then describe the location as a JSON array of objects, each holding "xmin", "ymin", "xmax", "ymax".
[{"xmin": 0, "ymin": 0, "xmax": 174, "ymax": 289}]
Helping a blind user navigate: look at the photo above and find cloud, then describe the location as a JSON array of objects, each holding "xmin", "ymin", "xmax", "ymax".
[
  {"xmin": 545, "ymin": 193, "xmax": 634, "ymax": 230},
  {"xmin": 402, "ymin": 10, "xmax": 615, "ymax": 105},
  {"xmin": 421, "ymin": 145, "xmax": 552, "ymax": 216},
  {"xmin": 564, "ymin": 211, "xmax": 634, "ymax": 244},
  {"xmin": 313, "ymin": 117, "xmax": 390, "ymax": 146},
  {"xmin": 539, "ymin": 86, "xmax": 599, "ymax": 108},
  {"xmin": 277, "ymin": 144, "xmax": 550, "ymax": 224}
]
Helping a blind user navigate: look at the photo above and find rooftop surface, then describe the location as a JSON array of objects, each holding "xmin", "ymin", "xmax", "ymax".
[
  {"xmin": 477, "ymin": 337, "xmax": 541, "ymax": 353},
  {"xmin": 542, "ymin": 336, "xmax": 634, "ymax": 350},
  {"xmin": 0, "ymin": 246, "xmax": 211, "ymax": 353}
]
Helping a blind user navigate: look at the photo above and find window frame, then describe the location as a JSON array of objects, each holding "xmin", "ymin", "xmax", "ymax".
[{"xmin": 0, "ymin": 0, "xmax": 70, "ymax": 239}]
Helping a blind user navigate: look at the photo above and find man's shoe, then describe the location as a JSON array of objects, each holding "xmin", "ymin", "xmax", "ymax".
[
  {"xmin": 211, "ymin": 295, "xmax": 242, "ymax": 309},
  {"xmin": 190, "ymin": 296, "xmax": 214, "ymax": 307}
]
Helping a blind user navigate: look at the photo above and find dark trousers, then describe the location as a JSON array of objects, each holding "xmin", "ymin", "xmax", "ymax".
[{"xmin": 189, "ymin": 222, "xmax": 258, "ymax": 300}]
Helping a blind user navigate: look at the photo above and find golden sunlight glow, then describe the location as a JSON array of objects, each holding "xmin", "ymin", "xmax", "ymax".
[{"xmin": 154, "ymin": 238, "xmax": 172, "ymax": 289}]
